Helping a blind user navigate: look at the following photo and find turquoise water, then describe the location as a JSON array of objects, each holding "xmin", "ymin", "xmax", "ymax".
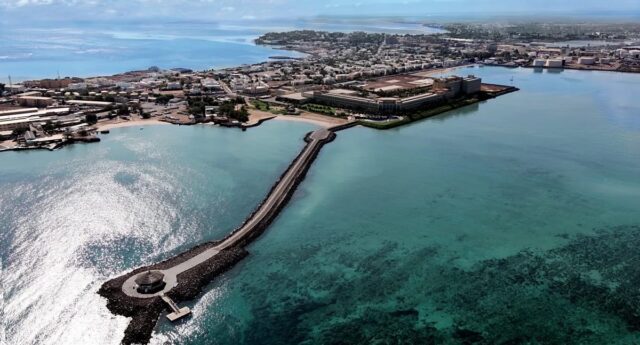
[
  {"xmin": 1, "ymin": 67, "xmax": 640, "ymax": 344},
  {"xmin": 152, "ymin": 67, "xmax": 640, "ymax": 344},
  {"xmin": 0, "ymin": 121, "xmax": 317, "ymax": 344}
]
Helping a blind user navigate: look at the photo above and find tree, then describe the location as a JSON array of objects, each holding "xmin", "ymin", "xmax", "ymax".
[
  {"xmin": 155, "ymin": 94, "xmax": 174, "ymax": 105},
  {"xmin": 235, "ymin": 106, "xmax": 249, "ymax": 122},
  {"xmin": 219, "ymin": 102, "xmax": 235, "ymax": 116},
  {"xmin": 0, "ymin": 83, "xmax": 5, "ymax": 94},
  {"xmin": 85, "ymin": 113, "xmax": 98, "ymax": 125},
  {"xmin": 117, "ymin": 105, "xmax": 130, "ymax": 116},
  {"xmin": 43, "ymin": 121, "xmax": 56, "ymax": 132},
  {"xmin": 130, "ymin": 103, "xmax": 142, "ymax": 114},
  {"xmin": 12, "ymin": 127, "xmax": 27, "ymax": 136}
]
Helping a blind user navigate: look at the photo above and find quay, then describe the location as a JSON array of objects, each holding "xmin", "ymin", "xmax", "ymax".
[{"xmin": 99, "ymin": 124, "xmax": 355, "ymax": 344}]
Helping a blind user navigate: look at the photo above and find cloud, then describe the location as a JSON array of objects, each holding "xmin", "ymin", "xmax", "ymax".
[{"xmin": 1, "ymin": 0, "xmax": 639, "ymax": 21}]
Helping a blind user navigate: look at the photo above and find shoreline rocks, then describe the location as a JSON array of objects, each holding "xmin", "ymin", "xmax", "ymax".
[{"xmin": 98, "ymin": 128, "xmax": 342, "ymax": 344}]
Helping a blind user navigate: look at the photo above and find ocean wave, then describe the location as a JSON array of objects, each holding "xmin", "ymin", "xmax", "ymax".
[{"xmin": 0, "ymin": 53, "xmax": 33, "ymax": 60}]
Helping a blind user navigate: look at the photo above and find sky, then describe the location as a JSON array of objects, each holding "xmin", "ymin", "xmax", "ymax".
[{"xmin": 1, "ymin": 0, "xmax": 640, "ymax": 23}]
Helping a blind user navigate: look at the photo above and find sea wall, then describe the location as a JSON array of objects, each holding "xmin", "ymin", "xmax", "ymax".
[
  {"xmin": 99, "ymin": 129, "xmax": 339, "ymax": 344},
  {"xmin": 359, "ymin": 86, "xmax": 519, "ymax": 130}
]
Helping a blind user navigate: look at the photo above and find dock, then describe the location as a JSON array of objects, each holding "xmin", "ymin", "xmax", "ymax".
[{"xmin": 160, "ymin": 295, "xmax": 191, "ymax": 322}]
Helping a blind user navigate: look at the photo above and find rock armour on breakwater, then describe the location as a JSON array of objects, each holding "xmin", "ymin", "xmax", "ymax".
[{"xmin": 98, "ymin": 126, "xmax": 345, "ymax": 344}]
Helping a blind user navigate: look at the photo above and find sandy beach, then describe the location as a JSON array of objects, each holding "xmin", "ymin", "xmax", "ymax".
[
  {"xmin": 96, "ymin": 118, "xmax": 170, "ymax": 131},
  {"xmin": 248, "ymin": 109, "xmax": 350, "ymax": 128}
]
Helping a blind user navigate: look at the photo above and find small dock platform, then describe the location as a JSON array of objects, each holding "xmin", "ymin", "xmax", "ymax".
[{"xmin": 161, "ymin": 295, "xmax": 191, "ymax": 322}]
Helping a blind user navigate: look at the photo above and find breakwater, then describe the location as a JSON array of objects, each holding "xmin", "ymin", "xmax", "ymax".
[{"xmin": 99, "ymin": 126, "xmax": 344, "ymax": 344}]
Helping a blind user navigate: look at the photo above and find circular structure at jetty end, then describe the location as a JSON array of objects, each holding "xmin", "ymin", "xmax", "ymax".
[{"xmin": 134, "ymin": 270, "xmax": 166, "ymax": 294}]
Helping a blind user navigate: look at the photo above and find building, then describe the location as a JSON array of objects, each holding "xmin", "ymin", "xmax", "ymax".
[
  {"xmin": 66, "ymin": 100, "xmax": 113, "ymax": 108},
  {"xmin": 24, "ymin": 77, "xmax": 79, "ymax": 89},
  {"xmin": 578, "ymin": 57, "xmax": 596, "ymax": 65},
  {"xmin": 18, "ymin": 96, "xmax": 54, "ymax": 107},
  {"xmin": 434, "ymin": 75, "xmax": 481, "ymax": 98},
  {"xmin": 243, "ymin": 84, "xmax": 270, "ymax": 95},
  {"xmin": 0, "ymin": 118, "xmax": 36, "ymax": 131},
  {"xmin": 202, "ymin": 79, "xmax": 223, "ymax": 92},
  {"xmin": 0, "ymin": 130, "xmax": 13, "ymax": 140},
  {"xmin": 5, "ymin": 84, "xmax": 26, "ymax": 94},
  {"xmin": 313, "ymin": 89, "xmax": 440, "ymax": 114},
  {"xmin": 67, "ymin": 83, "xmax": 88, "ymax": 91},
  {"xmin": 165, "ymin": 82, "xmax": 182, "ymax": 90},
  {"xmin": 0, "ymin": 108, "xmax": 39, "ymax": 117},
  {"xmin": 134, "ymin": 270, "xmax": 166, "ymax": 294},
  {"xmin": 532, "ymin": 59, "xmax": 546, "ymax": 67},
  {"xmin": 397, "ymin": 93, "xmax": 442, "ymax": 111},
  {"xmin": 545, "ymin": 59, "xmax": 564, "ymax": 68},
  {"xmin": 314, "ymin": 90, "xmax": 379, "ymax": 112},
  {"xmin": 311, "ymin": 75, "xmax": 482, "ymax": 114},
  {"xmin": 461, "ymin": 76, "xmax": 482, "ymax": 94},
  {"xmin": 433, "ymin": 76, "xmax": 462, "ymax": 98}
]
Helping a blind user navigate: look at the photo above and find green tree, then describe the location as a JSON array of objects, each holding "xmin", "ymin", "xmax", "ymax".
[
  {"xmin": 155, "ymin": 94, "xmax": 174, "ymax": 105},
  {"xmin": 13, "ymin": 127, "xmax": 27, "ymax": 136},
  {"xmin": 219, "ymin": 102, "xmax": 235, "ymax": 116},
  {"xmin": 117, "ymin": 106, "xmax": 130, "ymax": 116},
  {"xmin": 43, "ymin": 121, "xmax": 56, "ymax": 132},
  {"xmin": 85, "ymin": 113, "xmax": 98, "ymax": 125}
]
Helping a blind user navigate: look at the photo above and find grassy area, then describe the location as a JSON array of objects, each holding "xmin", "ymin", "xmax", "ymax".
[
  {"xmin": 251, "ymin": 100, "xmax": 271, "ymax": 111},
  {"xmin": 300, "ymin": 103, "xmax": 337, "ymax": 116},
  {"xmin": 251, "ymin": 100, "xmax": 289, "ymax": 115},
  {"xmin": 358, "ymin": 117, "xmax": 411, "ymax": 130}
]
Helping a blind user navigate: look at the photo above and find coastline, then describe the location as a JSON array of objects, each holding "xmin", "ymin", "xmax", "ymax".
[
  {"xmin": 95, "ymin": 118, "xmax": 170, "ymax": 131},
  {"xmin": 248, "ymin": 109, "xmax": 350, "ymax": 128},
  {"xmin": 411, "ymin": 64, "xmax": 475, "ymax": 77}
]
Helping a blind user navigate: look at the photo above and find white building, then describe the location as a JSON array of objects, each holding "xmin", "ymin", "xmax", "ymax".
[
  {"xmin": 67, "ymin": 83, "xmax": 88, "ymax": 91},
  {"xmin": 578, "ymin": 57, "xmax": 596, "ymax": 65},
  {"xmin": 165, "ymin": 82, "xmax": 182, "ymax": 90},
  {"xmin": 545, "ymin": 59, "xmax": 564, "ymax": 68},
  {"xmin": 532, "ymin": 59, "xmax": 546, "ymax": 67}
]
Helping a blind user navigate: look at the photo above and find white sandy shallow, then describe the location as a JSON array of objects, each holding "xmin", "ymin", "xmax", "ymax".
[
  {"xmin": 96, "ymin": 119, "xmax": 170, "ymax": 131},
  {"xmin": 249, "ymin": 109, "xmax": 349, "ymax": 128}
]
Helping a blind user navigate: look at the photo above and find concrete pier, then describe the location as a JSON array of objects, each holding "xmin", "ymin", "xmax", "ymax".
[{"xmin": 161, "ymin": 295, "xmax": 191, "ymax": 322}]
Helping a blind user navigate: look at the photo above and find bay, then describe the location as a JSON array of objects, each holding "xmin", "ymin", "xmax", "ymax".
[{"xmin": 1, "ymin": 66, "xmax": 640, "ymax": 344}]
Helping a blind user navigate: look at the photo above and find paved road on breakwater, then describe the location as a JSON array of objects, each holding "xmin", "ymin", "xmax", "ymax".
[{"xmin": 122, "ymin": 128, "xmax": 333, "ymax": 298}]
